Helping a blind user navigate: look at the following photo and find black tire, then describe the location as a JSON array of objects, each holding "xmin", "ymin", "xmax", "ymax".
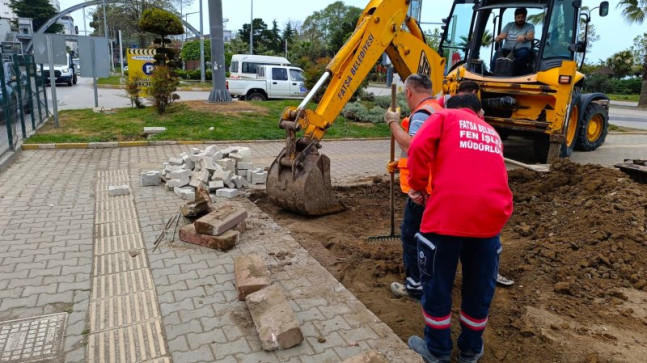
[
  {"xmin": 67, "ymin": 78, "xmax": 73, "ymax": 86},
  {"xmin": 73, "ymin": 74, "xmax": 77, "ymax": 85},
  {"xmin": 247, "ymin": 92, "xmax": 266, "ymax": 101},
  {"xmin": 575, "ymin": 103, "xmax": 608, "ymax": 151}
]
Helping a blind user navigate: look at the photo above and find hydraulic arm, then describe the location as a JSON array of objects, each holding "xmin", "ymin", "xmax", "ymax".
[{"xmin": 266, "ymin": 0, "xmax": 445, "ymax": 216}]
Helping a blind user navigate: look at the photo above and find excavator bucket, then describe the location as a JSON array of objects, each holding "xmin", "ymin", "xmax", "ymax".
[{"xmin": 266, "ymin": 149, "xmax": 345, "ymax": 216}]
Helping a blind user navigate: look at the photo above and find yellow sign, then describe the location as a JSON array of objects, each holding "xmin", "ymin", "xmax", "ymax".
[{"xmin": 127, "ymin": 48, "xmax": 156, "ymax": 97}]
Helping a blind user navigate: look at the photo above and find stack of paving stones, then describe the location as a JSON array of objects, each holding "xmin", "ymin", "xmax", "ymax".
[
  {"xmin": 140, "ymin": 145, "xmax": 268, "ymax": 201},
  {"xmin": 234, "ymin": 254, "xmax": 304, "ymax": 351}
]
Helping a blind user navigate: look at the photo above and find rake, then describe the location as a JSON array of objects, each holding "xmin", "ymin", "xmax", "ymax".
[{"xmin": 368, "ymin": 84, "xmax": 400, "ymax": 242}]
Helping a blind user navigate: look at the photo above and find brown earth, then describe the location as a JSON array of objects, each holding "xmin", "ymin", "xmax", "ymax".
[{"xmin": 251, "ymin": 160, "xmax": 647, "ymax": 362}]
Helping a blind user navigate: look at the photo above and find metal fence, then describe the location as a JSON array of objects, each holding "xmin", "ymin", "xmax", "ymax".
[{"xmin": 0, "ymin": 54, "xmax": 49, "ymax": 157}]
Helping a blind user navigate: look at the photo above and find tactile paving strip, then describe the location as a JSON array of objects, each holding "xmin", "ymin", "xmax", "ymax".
[
  {"xmin": 87, "ymin": 170, "xmax": 168, "ymax": 362},
  {"xmin": 0, "ymin": 313, "xmax": 67, "ymax": 362}
]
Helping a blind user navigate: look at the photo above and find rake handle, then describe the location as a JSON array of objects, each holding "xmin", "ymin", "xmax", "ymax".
[{"xmin": 389, "ymin": 83, "xmax": 396, "ymax": 236}]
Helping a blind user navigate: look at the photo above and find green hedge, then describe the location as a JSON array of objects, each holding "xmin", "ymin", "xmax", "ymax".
[
  {"xmin": 583, "ymin": 75, "xmax": 643, "ymax": 95},
  {"xmin": 174, "ymin": 69, "xmax": 219, "ymax": 80}
]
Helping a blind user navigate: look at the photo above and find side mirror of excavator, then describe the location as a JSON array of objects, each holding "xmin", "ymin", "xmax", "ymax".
[
  {"xmin": 599, "ymin": 1, "xmax": 609, "ymax": 17},
  {"xmin": 568, "ymin": 41, "xmax": 587, "ymax": 53}
]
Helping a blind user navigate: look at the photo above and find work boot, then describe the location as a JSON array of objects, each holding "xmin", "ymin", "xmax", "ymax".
[
  {"xmin": 407, "ymin": 336, "xmax": 450, "ymax": 363},
  {"xmin": 496, "ymin": 273, "xmax": 514, "ymax": 286},
  {"xmin": 458, "ymin": 344, "xmax": 484, "ymax": 363},
  {"xmin": 390, "ymin": 282, "xmax": 420, "ymax": 302}
]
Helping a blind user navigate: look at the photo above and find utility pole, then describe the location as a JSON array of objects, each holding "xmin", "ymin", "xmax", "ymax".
[
  {"xmin": 208, "ymin": 0, "xmax": 231, "ymax": 102},
  {"xmin": 102, "ymin": 0, "xmax": 113, "ymax": 71},
  {"xmin": 199, "ymin": 0, "xmax": 205, "ymax": 83},
  {"xmin": 249, "ymin": 0, "xmax": 253, "ymax": 54}
]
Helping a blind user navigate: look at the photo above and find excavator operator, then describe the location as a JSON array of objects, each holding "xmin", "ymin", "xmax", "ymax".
[
  {"xmin": 491, "ymin": 7, "xmax": 535, "ymax": 75},
  {"xmin": 384, "ymin": 73, "xmax": 442, "ymax": 302}
]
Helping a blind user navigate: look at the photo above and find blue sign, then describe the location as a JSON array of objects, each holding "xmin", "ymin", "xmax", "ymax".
[{"xmin": 143, "ymin": 62, "xmax": 155, "ymax": 76}]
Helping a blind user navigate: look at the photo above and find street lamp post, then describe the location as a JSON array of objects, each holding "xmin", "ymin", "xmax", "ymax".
[
  {"xmin": 249, "ymin": 0, "xmax": 253, "ymax": 54},
  {"xmin": 199, "ymin": 0, "xmax": 205, "ymax": 82},
  {"xmin": 184, "ymin": 11, "xmax": 198, "ymax": 41}
]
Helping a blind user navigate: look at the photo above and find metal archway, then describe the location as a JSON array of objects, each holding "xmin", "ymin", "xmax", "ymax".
[{"xmin": 26, "ymin": 0, "xmax": 200, "ymax": 52}]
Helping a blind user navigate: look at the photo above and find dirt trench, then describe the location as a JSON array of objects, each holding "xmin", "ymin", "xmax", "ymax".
[{"xmin": 251, "ymin": 160, "xmax": 647, "ymax": 363}]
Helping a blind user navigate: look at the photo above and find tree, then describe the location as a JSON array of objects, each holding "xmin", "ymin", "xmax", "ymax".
[
  {"xmin": 139, "ymin": 8, "xmax": 184, "ymax": 65},
  {"xmin": 631, "ymin": 33, "xmax": 647, "ymax": 77},
  {"xmin": 300, "ymin": 2, "xmax": 362, "ymax": 58},
  {"xmin": 605, "ymin": 50, "xmax": 634, "ymax": 78},
  {"xmin": 238, "ymin": 18, "xmax": 270, "ymax": 54},
  {"xmin": 88, "ymin": 0, "xmax": 175, "ymax": 48},
  {"xmin": 9, "ymin": 0, "xmax": 63, "ymax": 33},
  {"xmin": 617, "ymin": 0, "xmax": 647, "ymax": 107}
]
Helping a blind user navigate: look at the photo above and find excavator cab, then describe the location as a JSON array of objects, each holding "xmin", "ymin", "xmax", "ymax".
[{"xmin": 439, "ymin": 0, "xmax": 610, "ymax": 162}]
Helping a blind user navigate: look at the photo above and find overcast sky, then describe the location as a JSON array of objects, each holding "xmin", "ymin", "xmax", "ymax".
[{"xmin": 60, "ymin": 0, "xmax": 645, "ymax": 64}]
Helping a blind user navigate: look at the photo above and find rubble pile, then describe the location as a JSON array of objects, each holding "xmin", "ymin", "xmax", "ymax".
[{"xmin": 141, "ymin": 145, "xmax": 268, "ymax": 200}]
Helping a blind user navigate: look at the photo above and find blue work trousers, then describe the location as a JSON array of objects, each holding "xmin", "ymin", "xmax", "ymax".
[
  {"xmin": 415, "ymin": 232, "xmax": 501, "ymax": 357},
  {"xmin": 400, "ymin": 197, "xmax": 425, "ymax": 298}
]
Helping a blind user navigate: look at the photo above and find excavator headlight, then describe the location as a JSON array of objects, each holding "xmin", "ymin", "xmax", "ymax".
[{"xmin": 559, "ymin": 75, "xmax": 572, "ymax": 84}]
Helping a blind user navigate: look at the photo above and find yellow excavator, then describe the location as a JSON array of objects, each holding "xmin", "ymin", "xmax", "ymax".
[{"xmin": 266, "ymin": 0, "xmax": 610, "ymax": 216}]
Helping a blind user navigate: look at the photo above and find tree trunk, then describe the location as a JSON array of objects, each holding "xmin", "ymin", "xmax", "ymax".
[{"xmin": 639, "ymin": 54, "xmax": 647, "ymax": 108}]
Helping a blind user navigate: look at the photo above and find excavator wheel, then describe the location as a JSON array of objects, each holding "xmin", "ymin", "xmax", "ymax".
[
  {"xmin": 266, "ymin": 150, "xmax": 345, "ymax": 216},
  {"xmin": 576, "ymin": 103, "xmax": 608, "ymax": 151}
]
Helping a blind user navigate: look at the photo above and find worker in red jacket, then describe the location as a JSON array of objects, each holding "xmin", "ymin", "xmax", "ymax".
[{"xmin": 405, "ymin": 93, "xmax": 513, "ymax": 363}]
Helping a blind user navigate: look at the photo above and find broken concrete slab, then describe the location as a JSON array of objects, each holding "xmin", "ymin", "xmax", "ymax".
[
  {"xmin": 179, "ymin": 224, "xmax": 239, "ymax": 251},
  {"xmin": 211, "ymin": 170, "xmax": 233, "ymax": 183},
  {"xmin": 228, "ymin": 147, "xmax": 252, "ymax": 162},
  {"xmin": 251, "ymin": 170, "xmax": 268, "ymax": 185},
  {"xmin": 246, "ymin": 284, "xmax": 303, "ymax": 351},
  {"xmin": 208, "ymin": 180, "xmax": 224, "ymax": 191},
  {"xmin": 169, "ymin": 169, "xmax": 191, "ymax": 180},
  {"xmin": 216, "ymin": 188, "xmax": 239, "ymax": 198},
  {"xmin": 108, "ymin": 185, "xmax": 130, "ymax": 196},
  {"xmin": 194, "ymin": 205, "xmax": 247, "ymax": 235},
  {"xmin": 168, "ymin": 157, "xmax": 183, "ymax": 166},
  {"xmin": 141, "ymin": 171, "xmax": 162, "ymax": 187},
  {"xmin": 166, "ymin": 176, "xmax": 190, "ymax": 188},
  {"xmin": 174, "ymin": 187, "xmax": 195, "ymax": 200},
  {"xmin": 215, "ymin": 158, "xmax": 236, "ymax": 171},
  {"xmin": 143, "ymin": 127, "xmax": 166, "ymax": 135},
  {"xmin": 234, "ymin": 254, "xmax": 271, "ymax": 301},
  {"xmin": 237, "ymin": 161, "xmax": 254, "ymax": 170},
  {"xmin": 180, "ymin": 199, "xmax": 210, "ymax": 218}
]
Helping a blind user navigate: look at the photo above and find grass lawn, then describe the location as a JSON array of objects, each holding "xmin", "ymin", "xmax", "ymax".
[
  {"xmin": 97, "ymin": 75, "xmax": 124, "ymax": 85},
  {"xmin": 25, "ymin": 100, "xmax": 391, "ymax": 144},
  {"xmin": 607, "ymin": 94, "xmax": 639, "ymax": 102}
]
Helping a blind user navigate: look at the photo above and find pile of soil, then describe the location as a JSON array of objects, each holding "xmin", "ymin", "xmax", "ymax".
[{"xmin": 252, "ymin": 160, "xmax": 647, "ymax": 362}]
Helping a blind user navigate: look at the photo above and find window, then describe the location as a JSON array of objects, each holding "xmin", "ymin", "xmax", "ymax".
[
  {"xmin": 272, "ymin": 68, "xmax": 288, "ymax": 81},
  {"xmin": 229, "ymin": 61, "xmax": 238, "ymax": 73},
  {"xmin": 241, "ymin": 62, "xmax": 259, "ymax": 74},
  {"xmin": 289, "ymin": 69, "xmax": 304, "ymax": 82},
  {"xmin": 542, "ymin": 0, "xmax": 577, "ymax": 60}
]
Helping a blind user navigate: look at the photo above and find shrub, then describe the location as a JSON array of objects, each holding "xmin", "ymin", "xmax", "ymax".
[
  {"xmin": 146, "ymin": 65, "xmax": 179, "ymax": 114},
  {"xmin": 125, "ymin": 74, "xmax": 144, "ymax": 108},
  {"xmin": 374, "ymin": 94, "xmax": 410, "ymax": 115},
  {"xmin": 341, "ymin": 103, "xmax": 387, "ymax": 123}
]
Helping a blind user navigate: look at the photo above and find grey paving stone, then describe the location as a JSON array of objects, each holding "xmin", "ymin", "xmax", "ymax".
[
  {"xmin": 36, "ymin": 291, "xmax": 74, "ymax": 306},
  {"xmin": 213, "ymin": 337, "xmax": 252, "ymax": 360},
  {"xmin": 178, "ymin": 305, "xmax": 215, "ymax": 323},
  {"xmin": 0, "ymin": 294, "xmax": 37, "ymax": 309},
  {"xmin": 160, "ymin": 297, "xmax": 195, "ymax": 315},
  {"xmin": 168, "ymin": 270, "xmax": 199, "ymax": 284},
  {"xmin": 174, "ymin": 344, "xmax": 215, "ymax": 363},
  {"xmin": 167, "ymin": 335, "xmax": 190, "ymax": 353}
]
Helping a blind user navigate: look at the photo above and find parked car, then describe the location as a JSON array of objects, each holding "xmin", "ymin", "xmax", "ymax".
[
  {"xmin": 0, "ymin": 61, "xmax": 31, "ymax": 125},
  {"xmin": 41, "ymin": 52, "xmax": 77, "ymax": 86},
  {"xmin": 226, "ymin": 65, "xmax": 307, "ymax": 101}
]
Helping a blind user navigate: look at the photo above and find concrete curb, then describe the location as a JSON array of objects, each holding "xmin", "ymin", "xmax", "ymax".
[{"xmin": 21, "ymin": 137, "xmax": 391, "ymax": 150}]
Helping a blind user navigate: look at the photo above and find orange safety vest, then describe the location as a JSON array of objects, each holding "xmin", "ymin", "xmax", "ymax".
[{"xmin": 398, "ymin": 98, "xmax": 442, "ymax": 194}]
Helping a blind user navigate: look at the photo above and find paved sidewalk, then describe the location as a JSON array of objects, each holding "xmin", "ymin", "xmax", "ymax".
[{"xmin": 0, "ymin": 140, "xmax": 421, "ymax": 363}]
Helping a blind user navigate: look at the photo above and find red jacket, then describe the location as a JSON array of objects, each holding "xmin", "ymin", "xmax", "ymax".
[{"xmin": 407, "ymin": 108, "xmax": 513, "ymax": 238}]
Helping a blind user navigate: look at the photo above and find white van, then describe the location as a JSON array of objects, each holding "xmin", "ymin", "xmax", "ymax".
[{"xmin": 229, "ymin": 54, "xmax": 291, "ymax": 79}]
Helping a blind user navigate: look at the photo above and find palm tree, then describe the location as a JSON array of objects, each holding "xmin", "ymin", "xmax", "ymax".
[
  {"xmin": 457, "ymin": 30, "xmax": 493, "ymax": 49},
  {"xmin": 617, "ymin": 0, "xmax": 647, "ymax": 107}
]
